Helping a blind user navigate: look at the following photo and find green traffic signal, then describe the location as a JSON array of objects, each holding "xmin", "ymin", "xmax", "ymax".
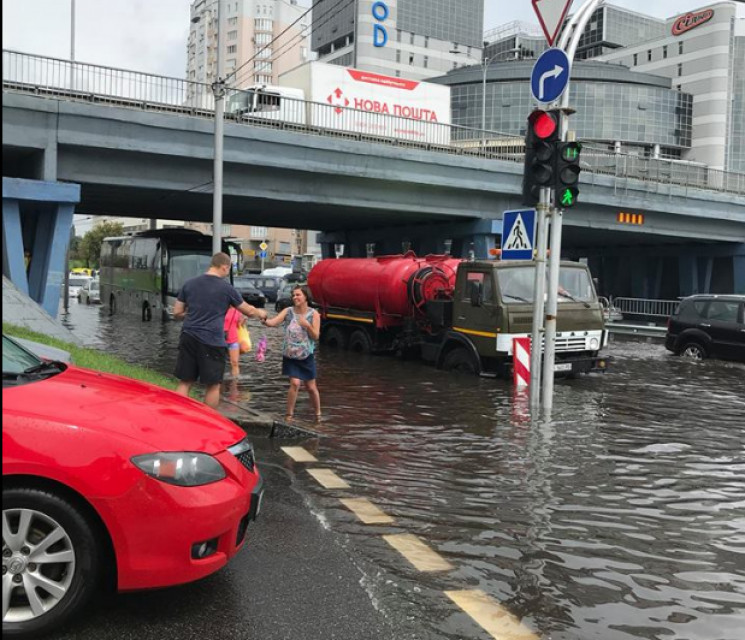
[{"xmin": 555, "ymin": 141, "xmax": 582, "ymax": 208}]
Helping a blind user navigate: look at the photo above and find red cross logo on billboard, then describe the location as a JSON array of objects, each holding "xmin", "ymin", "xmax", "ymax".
[{"xmin": 327, "ymin": 87, "xmax": 350, "ymax": 114}]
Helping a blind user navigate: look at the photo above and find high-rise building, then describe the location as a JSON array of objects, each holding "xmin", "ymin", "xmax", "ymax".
[
  {"xmin": 311, "ymin": 0, "xmax": 483, "ymax": 80},
  {"xmin": 187, "ymin": 0, "xmax": 311, "ymax": 93},
  {"xmin": 445, "ymin": 1, "xmax": 743, "ymax": 172}
]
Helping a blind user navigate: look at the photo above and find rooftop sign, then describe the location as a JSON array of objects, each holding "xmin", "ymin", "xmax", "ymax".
[{"xmin": 672, "ymin": 9, "xmax": 714, "ymax": 36}]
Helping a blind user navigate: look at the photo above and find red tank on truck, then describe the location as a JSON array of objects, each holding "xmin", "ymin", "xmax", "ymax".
[
  {"xmin": 308, "ymin": 253, "xmax": 611, "ymax": 378},
  {"xmin": 227, "ymin": 60, "xmax": 451, "ymax": 145}
]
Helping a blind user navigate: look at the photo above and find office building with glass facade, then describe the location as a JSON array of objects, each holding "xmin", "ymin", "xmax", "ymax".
[
  {"xmin": 311, "ymin": 0, "xmax": 483, "ymax": 80},
  {"xmin": 472, "ymin": 2, "xmax": 744, "ymax": 172},
  {"xmin": 599, "ymin": 2, "xmax": 744, "ymax": 172},
  {"xmin": 434, "ymin": 60, "xmax": 693, "ymax": 158}
]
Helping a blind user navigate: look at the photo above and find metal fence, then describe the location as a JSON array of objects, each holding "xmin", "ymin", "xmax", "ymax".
[
  {"xmin": 610, "ymin": 297, "xmax": 680, "ymax": 319},
  {"xmin": 3, "ymin": 49, "xmax": 745, "ymax": 197}
]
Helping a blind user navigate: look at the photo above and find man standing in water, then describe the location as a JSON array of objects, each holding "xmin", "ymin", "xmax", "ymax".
[{"xmin": 173, "ymin": 252, "xmax": 267, "ymax": 409}]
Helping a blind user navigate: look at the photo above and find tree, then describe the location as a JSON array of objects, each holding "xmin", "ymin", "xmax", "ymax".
[
  {"xmin": 79, "ymin": 221, "xmax": 124, "ymax": 268},
  {"xmin": 68, "ymin": 235, "xmax": 83, "ymax": 262}
]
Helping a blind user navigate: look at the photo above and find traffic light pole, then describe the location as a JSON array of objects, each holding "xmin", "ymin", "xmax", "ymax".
[
  {"xmin": 529, "ymin": 187, "xmax": 551, "ymax": 412},
  {"xmin": 542, "ymin": 200, "xmax": 564, "ymax": 415}
]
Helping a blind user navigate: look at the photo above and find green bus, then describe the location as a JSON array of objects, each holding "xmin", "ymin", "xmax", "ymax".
[{"xmin": 100, "ymin": 229, "xmax": 242, "ymax": 320}]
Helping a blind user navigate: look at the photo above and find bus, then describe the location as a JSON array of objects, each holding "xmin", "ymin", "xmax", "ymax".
[{"xmin": 99, "ymin": 229, "xmax": 241, "ymax": 320}]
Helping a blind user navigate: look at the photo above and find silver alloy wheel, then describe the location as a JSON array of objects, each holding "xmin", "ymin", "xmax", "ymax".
[
  {"xmin": 681, "ymin": 344, "xmax": 704, "ymax": 359},
  {"xmin": 2, "ymin": 508, "xmax": 76, "ymax": 623}
]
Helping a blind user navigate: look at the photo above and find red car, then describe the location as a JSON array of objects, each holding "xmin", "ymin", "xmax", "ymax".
[{"xmin": 2, "ymin": 335, "xmax": 263, "ymax": 638}]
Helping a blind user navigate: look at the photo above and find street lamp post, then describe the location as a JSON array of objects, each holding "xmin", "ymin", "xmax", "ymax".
[{"xmin": 451, "ymin": 47, "xmax": 521, "ymax": 147}]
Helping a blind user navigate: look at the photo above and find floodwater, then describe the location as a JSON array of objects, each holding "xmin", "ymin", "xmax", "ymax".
[{"xmin": 61, "ymin": 301, "xmax": 745, "ymax": 639}]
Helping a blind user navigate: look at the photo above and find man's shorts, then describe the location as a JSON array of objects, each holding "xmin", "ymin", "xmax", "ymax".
[{"xmin": 174, "ymin": 332, "xmax": 227, "ymax": 385}]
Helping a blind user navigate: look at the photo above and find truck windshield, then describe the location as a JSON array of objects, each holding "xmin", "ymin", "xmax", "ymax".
[{"xmin": 497, "ymin": 266, "xmax": 595, "ymax": 303}]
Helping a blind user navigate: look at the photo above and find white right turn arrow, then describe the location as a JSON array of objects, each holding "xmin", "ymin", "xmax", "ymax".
[{"xmin": 539, "ymin": 64, "xmax": 565, "ymax": 100}]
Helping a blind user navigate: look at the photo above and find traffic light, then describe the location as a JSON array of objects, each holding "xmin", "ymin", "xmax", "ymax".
[
  {"xmin": 522, "ymin": 109, "xmax": 560, "ymax": 206},
  {"xmin": 555, "ymin": 141, "xmax": 582, "ymax": 208}
]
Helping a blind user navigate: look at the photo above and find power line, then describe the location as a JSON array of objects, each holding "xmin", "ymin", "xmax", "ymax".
[{"xmin": 228, "ymin": 0, "xmax": 354, "ymax": 89}]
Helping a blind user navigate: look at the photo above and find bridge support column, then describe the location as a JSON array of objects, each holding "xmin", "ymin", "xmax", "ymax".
[
  {"xmin": 2, "ymin": 178, "xmax": 79, "ymax": 318},
  {"xmin": 472, "ymin": 233, "xmax": 496, "ymax": 260},
  {"xmin": 2, "ymin": 198, "xmax": 28, "ymax": 295},
  {"xmin": 734, "ymin": 249, "xmax": 745, "ymax": 295}
]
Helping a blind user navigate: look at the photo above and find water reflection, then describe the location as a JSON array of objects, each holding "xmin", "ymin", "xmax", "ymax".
[{"xmin": 60, "ymin": 302, "xmax": 745, "ymax": 639}]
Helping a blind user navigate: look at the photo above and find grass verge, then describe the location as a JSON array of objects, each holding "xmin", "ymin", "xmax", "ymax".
[{"xmin": 3, "ymin": 322, "xmax": 178, "ymax": 391}]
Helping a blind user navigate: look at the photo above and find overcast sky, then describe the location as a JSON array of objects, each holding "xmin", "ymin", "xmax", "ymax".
[{"xmin": 3, "ymin": 1, "xmax": 743, "ymax": 78}]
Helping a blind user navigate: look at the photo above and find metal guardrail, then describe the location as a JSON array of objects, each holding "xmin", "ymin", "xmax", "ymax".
[
  {"xmin": 610, "ymin": 297, "xmax": 680, "ymax": 319},
  {"xmin": 3, "ymin": 50, "xmax": 745, "ymax": 196}
]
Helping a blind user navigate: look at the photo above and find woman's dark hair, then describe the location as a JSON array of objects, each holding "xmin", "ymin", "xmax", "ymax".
[{"xmin": 293, "ymin": 284, "xmax": 313, "ymax": 305}]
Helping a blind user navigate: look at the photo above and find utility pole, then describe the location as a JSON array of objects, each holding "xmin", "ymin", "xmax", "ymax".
[{"xmin": 212, "ymin": 0, "xmax": 225, "ymax": 256}]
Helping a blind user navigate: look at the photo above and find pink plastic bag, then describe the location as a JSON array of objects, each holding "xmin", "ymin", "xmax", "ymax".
[{"xmin": 255, "ymin": 336, "xmax": 267, "ymax": 362}]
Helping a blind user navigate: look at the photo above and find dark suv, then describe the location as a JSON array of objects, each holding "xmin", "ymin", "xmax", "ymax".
[
  {"xmin": 243, "ymin": 275, "xmax": 283, "ymax": 303},
  {"xmin": 665, "ymin": 294, "xmax": 745, "ymax": 361}
]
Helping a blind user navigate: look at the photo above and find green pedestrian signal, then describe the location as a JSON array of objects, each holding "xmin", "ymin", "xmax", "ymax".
[
  {"xmin": 555, "ymin": 141, "xmax": 582, "ymax": 208},
  {"xmin": 560, "ymin": 187, "xmax": 578, "ymax": 207}
]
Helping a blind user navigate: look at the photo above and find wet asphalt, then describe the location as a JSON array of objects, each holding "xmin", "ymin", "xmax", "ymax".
[{"xmin": 51, "ymin": 436, "xmax": 409, "ymax": 640}]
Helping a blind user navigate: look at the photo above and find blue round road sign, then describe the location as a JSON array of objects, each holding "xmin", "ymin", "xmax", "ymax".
[{"xmin": 530, "ymin": 48, "xmax": 570, "ymax": 104}]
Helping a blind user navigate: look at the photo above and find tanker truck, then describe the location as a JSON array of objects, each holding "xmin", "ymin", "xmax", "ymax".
[{"xmin": 307, "ymin": 252, "xmax": 610, "ymax": 377}]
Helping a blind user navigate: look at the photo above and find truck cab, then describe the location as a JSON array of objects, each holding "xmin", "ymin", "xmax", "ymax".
[{"xmin": 433, "ymin": 260, "xmax": 609, "ymax": 376}]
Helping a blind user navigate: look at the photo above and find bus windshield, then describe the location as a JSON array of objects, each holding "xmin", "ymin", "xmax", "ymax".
[
  {"xmin": 167, "ymin": 250, "xmax": 212, "ymax": 295},
  {"xmin": 497, "ymin": 266, "xmax": 596, "ymax": 303}
]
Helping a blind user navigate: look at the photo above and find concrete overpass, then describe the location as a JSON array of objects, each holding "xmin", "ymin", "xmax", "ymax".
[{"xmin": 3, "ymin": 87, "xmax": 744, "ymax": 297}]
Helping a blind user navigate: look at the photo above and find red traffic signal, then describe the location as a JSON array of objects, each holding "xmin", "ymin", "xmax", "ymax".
[
  {"xmin": 528, "ymin": 109, "xmax": 558, "ymax": 140},
  {"xmin": 522, "ymin": 109, "xmax": 560, "ymax": 205}
]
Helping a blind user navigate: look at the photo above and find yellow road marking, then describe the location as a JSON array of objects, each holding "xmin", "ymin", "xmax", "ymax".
[
  {"xmin": 383, "ymin": 534, "xmax": 453, "ymax": 572},
  {"xmin": 340, "ymin": 498, "xmax": 394, "ymax": 524},
  {"xmin": 307, "ymin": 468, "xmax": 350, "ymax": 489},
  {"xmin": 281, "ymin": 447, "xmax": 318, "ymax": 463},
  {"xmin": 445, "ymin": 590, "xmax": 538, "ymax": 640}
]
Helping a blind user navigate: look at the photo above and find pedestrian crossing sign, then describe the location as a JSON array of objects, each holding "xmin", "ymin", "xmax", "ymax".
[{"xmin": 501, "ymin": 209, "xmax": 536, "ymax": 260}]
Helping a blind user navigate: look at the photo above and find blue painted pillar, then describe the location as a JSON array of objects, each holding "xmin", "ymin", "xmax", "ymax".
[
  {"xmin": 2, "ymin": 178, "xmax": 80, "ymax": 318},
  {"xmin": 2, "ymin": 198, "xmax": 28, "ymax": 294},
  {"xmin": 28, "ymin": 204, "xmax": 74, "ymax": 316}
]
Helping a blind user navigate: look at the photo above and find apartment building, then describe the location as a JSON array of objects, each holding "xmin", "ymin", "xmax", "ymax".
[{"xmin": 187, "ymin": 0, "xmax": 311, "ymax": 92}]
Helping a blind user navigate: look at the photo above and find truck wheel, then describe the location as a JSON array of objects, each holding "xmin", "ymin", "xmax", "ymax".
[
  {"xmin": 348, "ymin": 329, "xmax": 372, "ymax": 354},
  {"xmin": 323, "ymin": 327, "xmax": 347, "ymax": 349},
  {"xmin": 442, "ymin": 348, "xmax": 478, "ymax": 375}
]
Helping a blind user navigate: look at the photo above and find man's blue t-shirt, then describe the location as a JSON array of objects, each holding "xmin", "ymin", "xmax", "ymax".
[{"xmin": 177, "ymin": 274, "xmax": 243, "ymax": 347}]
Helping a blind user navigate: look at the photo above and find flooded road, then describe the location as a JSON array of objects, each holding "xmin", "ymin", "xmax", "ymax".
[{"xmin": 61, "ymin": 301, "xmax": 745, "ymax": 639}]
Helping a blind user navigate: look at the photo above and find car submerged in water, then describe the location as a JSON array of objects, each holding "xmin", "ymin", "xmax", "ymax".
[
  {"xmin": 2, "ymin": 334, "xmax": 264, "ymax": 638},
  {"xmin": 665, "ymin": 294, "xmax": 745, "ymax": 362}
]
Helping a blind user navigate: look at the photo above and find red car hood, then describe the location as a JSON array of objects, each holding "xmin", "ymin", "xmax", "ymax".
[{"xmin": 5, "ymin": 365, "xmax": 246, "ymax": 454}]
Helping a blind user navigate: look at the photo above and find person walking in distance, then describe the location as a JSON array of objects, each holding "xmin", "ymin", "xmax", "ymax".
[
  {"xmin": 262, "ymin": 285, "xmax": 321, "ymax": 421},
  {"xmin": 173, "ymin": 252, "xmax": 267, "ymax": 409}
]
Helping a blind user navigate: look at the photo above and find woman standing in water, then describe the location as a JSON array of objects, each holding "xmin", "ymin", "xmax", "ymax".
[{"xmin": 262, "ymin": 285, "xmax": 321, "ymax": 421}]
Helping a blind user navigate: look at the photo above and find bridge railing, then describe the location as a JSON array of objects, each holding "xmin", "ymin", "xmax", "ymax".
[
  {"xmin": 3, "ymin": 49, "xmax": 744, "ymax": 197},
  {"xmin": 610, "ymin": 297, "xmax": 680, "ymax": 320}
]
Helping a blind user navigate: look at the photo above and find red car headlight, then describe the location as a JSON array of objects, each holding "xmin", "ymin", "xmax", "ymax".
[{"xmin": 131, "ymin": 452, "xmax": 226, "ymax": 486}]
